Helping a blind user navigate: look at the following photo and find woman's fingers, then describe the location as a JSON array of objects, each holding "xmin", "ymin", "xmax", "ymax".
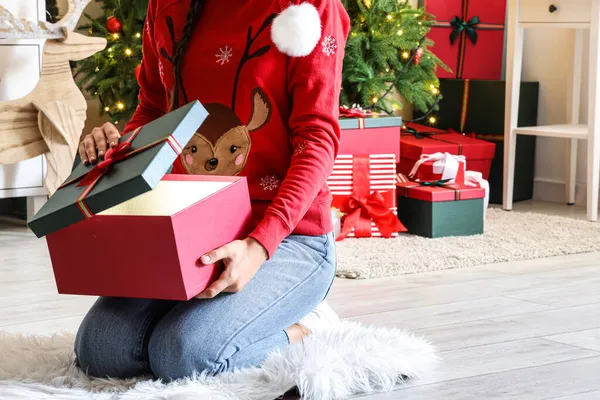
[
  {"xmin": 83, "ymin": 135, "xmax": 98, "ymax": 164},
  {"xmin": 200, "ymin": 244, "xmax": 232, "ymax": 265},
  {"xmin": 77, "ymin": 124, "xmax": 120, "ymax": 166},
  {"xmin": 92, "ymin": 127, "xmax": 108, "ymax": 159},
  {"xmin": 103, "ymin": 123, "xmax": 120, "ymax": 148},
  {"xmin": 195, "ymin": 274, "xmax": 231, "ymax": 299},
  {"xmin": 78, "ymin": 141, "xmax": 89, "ymax": 166}
]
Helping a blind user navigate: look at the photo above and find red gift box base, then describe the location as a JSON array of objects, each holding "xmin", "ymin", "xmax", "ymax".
[
  {"xmin": 399, "ymin": 123, "xmax": 496, "ymax": 180},
  {"xmin": 46, "ymin": 175, "xmax": 253, "ymax": 301}
]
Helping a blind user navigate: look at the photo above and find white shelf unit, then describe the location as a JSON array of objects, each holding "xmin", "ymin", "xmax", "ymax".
[
  {"xmin": 504, "ymin": 0, "xmax": 600, "ymax": 221},
  {"xmin": 0, "ymin": 0, "xmax": 48, "ymax": 220}
]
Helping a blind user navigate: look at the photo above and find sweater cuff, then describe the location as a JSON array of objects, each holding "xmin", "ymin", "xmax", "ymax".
[{"xmin": 248, "ymin": 212, "xmax": 291, "ymax": 259}]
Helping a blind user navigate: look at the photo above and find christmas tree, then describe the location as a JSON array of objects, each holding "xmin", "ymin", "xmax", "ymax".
[
  {"xmin": 77, "ymin": 0, "xmax": 446, "ymax": 122},
  {"xmin": 46, "ymin": 0, "xmax": 60, "ymax": 23},
  {"xmin": 341, "ymin": 0, "xmax": 447, "ymax": 115},
  {"xmin": 76, "ymin": 0, "xmax": 148, "ymax": 124}
]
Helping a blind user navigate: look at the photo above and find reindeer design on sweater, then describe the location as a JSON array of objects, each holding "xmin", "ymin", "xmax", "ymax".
[{"xmin": 161, "ymin": 14, "xmax": 275, "ymax": 176}]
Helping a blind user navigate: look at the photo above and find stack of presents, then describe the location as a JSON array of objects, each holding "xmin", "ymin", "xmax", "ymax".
[{"xmin": 329, "ymin": 0, "xmax": 539, "ymax": 241}]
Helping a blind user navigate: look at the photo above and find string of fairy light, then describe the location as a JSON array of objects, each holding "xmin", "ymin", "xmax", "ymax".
[
  {"xmin": 357, "ymin": 10, "xmax": 441, "ymax": 124},
  {"xmin": 90, "ymin": 24, "xmax": 143, "ymax": 124}
]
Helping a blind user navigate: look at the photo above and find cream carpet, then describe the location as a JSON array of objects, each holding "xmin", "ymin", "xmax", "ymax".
[
  {"xmin": 0, "ymin": 323, "xmax": 437, "ymax": 400},
  {"xmin": 335, "ymin": 208, "xmax": 600, "ymax": 279}
]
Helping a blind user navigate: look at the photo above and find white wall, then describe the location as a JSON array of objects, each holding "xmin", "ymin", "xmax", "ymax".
[{"xmin": 525, "ymin": 27, "xmax": 593, "ymax": 206}]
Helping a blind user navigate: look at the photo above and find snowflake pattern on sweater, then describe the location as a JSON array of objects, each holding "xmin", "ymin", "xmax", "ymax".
[
  {"xmin": 321, "ymin": 35, "xmax": 337, "ymax": 56},
  {"xmin": 216, "ymin": 46, "xmax": 233, "ymax": 65},
  {"xmin": 260, "ymin": 175, "xmax": 281, "ymax": 191}
]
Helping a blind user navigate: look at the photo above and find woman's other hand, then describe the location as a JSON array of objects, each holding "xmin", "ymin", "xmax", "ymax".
[
  {"xmin": 79, "ymin": 122, "xmax": 121, "ymax": 165},
  {"xmin": 195, "ymin": 238, "xmax": 268, "ymax": 299}
]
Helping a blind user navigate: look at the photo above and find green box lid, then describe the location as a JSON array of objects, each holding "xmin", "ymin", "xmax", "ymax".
[{"xmin": 28, "ymin": 101, "xmax": 208, "ymax": 238}]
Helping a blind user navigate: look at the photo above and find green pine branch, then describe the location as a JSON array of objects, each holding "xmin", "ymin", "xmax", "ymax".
[
  {"xmin": 77, "ymin": 0, "xmax": 149, "ymax": 123},
  {"xmin": 341, "ymin": 0, "xmax": 449, "ymax": 114}
]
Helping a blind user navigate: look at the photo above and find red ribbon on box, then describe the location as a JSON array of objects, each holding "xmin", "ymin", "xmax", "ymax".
[
  {"xmin": 59, "ymin": 127, "xmax": 183, "ymax": 219},
  {"xmin": 427, "ymin": 0, "xmax": 506, "ymax": 80},
  {"xmin": 339, "ymin": 105, "xmax": 373, "ymax": 119},
  {"xmin": 337, "ymin": 156, "xmax": 406, "ymax": 240},
  {"xmin": 339, "ymin": 105, "xmax": 378, "ymax": 130}
]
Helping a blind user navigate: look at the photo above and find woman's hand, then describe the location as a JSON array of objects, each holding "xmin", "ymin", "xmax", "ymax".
[
  {"xmin": 79, "ymin": 122, "xmax": 121, "ymax": 165},
  {"xmin": 195, "ymin": 238, "xmax": 268, "ymax": 299}
]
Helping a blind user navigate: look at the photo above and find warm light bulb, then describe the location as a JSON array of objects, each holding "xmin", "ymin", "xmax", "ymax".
[
  {"xmin": 418, "ymin": 22, "xmax": 422, "ymax": 26},
  {"xmin": 115, "ymin": 121, "xmax": 119, "ymax": 124},
  {"xmin": 372, "ymin": 97, "xmax": 378, "ymax": 103},
  {"xmin": 125, "ymin": 48, "xmax": 132, "ymax": 56},
  {"xmin": 104, "ymin": 106, "xmax": 110, "ymax": 112},
  {"xmin": 112, "ymin": 33, "xmax": 119, "ymax": 40},
  {"xmin": 386, "ymin": 68, "xmax": 390, "ymax": 72},
  {"xmin": 397, "ymin": 29, "xmax": 403, "ymax": 36},
  {"xmin": 135, "ymin": 32, "xmax": 141, "ymax": 38},
  {"xmin": 116, "ymin": 102, "xmax": 125, "ymax": 110},
  {"xmin": 107, "ymin": 47, "xmax": 113, "ymax": 53},
  {"xmin": 387, "ymin": 14, "xmax": 392, "ymax": 20},
  {"xmin": 429, "ymin": 116, "xmax": 437, "ymax": 124},
  {"xmin": 402, "ymin": 51, "xmax": 410, "ymax": 59},
  {"xmin": 95, "ymin": 67, "xmax": 99, "ymax": 72},
  {"xmin": 430, "ymin": 84, "xmax": 435, "ymax": 89},
  {"xmin": 432, "ymin": 88, "xmax": 439, "ymax": 95},
  {"xmin": 94, "ymin": 92, "xmax": 98, "ymax": 95}
]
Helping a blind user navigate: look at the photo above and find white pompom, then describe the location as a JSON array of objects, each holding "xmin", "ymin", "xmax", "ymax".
[{"xmin": 271, "ymin": 3, "xmax": 322, "ymax": 57}]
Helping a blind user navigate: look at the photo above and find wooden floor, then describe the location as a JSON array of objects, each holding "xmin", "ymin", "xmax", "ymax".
[{"xmin": 1, "ymin": 202, "xmax": 600, "ymax": 399}]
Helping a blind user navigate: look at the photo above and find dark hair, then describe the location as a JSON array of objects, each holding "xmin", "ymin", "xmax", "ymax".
[{"xmin": 169, "ymin": 0, "xmax": 205, "ymax": 111}]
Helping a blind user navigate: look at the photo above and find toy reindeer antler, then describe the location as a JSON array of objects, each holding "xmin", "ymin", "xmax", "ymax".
[{"xmin": 0, "ymin": 0, "xmax": 89, "ymax": 40}]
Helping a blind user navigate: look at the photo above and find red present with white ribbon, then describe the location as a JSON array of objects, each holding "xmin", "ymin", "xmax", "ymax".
[
  {"xmin": 409, "ymin": 152, "xmax": 467, "ymax": 184},
  {"xmin": 327, "ymin": 154, "xmax": 406, "ymax": 239},
  {"xmin": 464, "ymin": 170, "xmax": 490, "ymax": 217}
]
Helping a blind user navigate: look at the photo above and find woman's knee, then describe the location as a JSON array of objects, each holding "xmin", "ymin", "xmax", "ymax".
[
  {"xmin": 74, "ymin": 299, "xmax": 151, "ymax": 378},
  {"xmin": 148, "ymin": 325, "xmax": 227, "ymax": 380}
]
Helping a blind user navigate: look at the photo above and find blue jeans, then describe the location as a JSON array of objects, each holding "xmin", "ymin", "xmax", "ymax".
[{"xmin": 74, "ymin": 233, "xmax": 336, "ymax": 380}]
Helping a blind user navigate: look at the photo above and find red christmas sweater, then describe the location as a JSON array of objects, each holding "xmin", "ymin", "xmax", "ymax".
[{"xmin": 124, "ymin": 0, "xmax": 351, "ymax": 257}]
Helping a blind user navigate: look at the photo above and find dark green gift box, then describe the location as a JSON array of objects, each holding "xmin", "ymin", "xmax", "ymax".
[
  {"xmin": 416, "ymin": 79, "xmax": 539, "ymax": 204},
  {"xmin": 396, "ymin": 179, "xmax": 485, "ymax": 238},
  {"xmin": 28, "ymin": 101, "xmax": 208, "ymax": 238}
]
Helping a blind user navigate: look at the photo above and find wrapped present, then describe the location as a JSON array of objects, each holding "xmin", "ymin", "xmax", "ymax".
[
  {"xmin": 338, "ymin": 106, "xmax": 402, "ymax": 159},
  {"xmin": 425, "ymin": 0, "xmax": 506, "ymax": 80},
  {"xmin": 399, "ymin": 123, "xmax": 496, "ymax": 179},
  {"xmin": 29, "ymin": 102, "xmax": 254, "ymax": 301},
  {"xmin": 327, "ymin": 154, "xmax": 406, "ymax": 240},
  {"xmin": 396, "ymin": 174, "xmax": 486, "ymax": 238},
  {"xmin": 409, "ymin": 152, "xmax": 466, "ymax": 184},
  {"xmin": 416, "ymin": 79, "xmax": 540, "ymax": 203},
  {"xmin": 331, "ymin": 207, "xmax": 342, "ymax": 239}
]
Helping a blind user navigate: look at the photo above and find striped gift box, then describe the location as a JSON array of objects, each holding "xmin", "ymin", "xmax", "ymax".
[{"xmin": 327, "ymin": 154, "xmax": 398, "ymax": 238}]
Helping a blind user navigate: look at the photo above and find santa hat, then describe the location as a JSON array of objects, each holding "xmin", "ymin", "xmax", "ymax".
[{"xmin": 271, "ymin": 3, "xmax": 322, "ymax": 57}]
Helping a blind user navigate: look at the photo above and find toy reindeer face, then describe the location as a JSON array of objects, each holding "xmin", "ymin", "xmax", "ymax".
[{"xmin": 181, "ymin": 88, "xmax": 271, "ymax": 176}]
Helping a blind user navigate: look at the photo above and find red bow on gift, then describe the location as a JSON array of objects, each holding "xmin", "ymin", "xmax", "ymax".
[
  {"xmin": 77, "ymin": 141, "xmax": 133, "ymax": 188},
  {"xmin": 339, "ymin": 105, "xmax": 373, "ymax": 119},
  {"xmin": 58, "ymin": 127, "xmax": 183, "ymax": 220},
  {"xmin": 338, "ymin": 191, "xmax": 406, "ymax": 240}
]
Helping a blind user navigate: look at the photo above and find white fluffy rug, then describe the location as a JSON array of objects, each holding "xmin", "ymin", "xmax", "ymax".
[
  {"xmin": 0, "ymin": 322, "xmax": 437, "ymax": 400},
  {"xmin": 335, "ymin": 208, "xmax": 600, "ymax": 279}
]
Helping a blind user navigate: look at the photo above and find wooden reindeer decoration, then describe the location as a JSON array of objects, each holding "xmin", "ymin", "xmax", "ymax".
[{"xmin": 0, "ymin": 0, "xmax": 106, "ymax": 194}]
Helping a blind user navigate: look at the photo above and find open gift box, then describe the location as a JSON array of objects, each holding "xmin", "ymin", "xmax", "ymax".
[{"xmin": 28, "ymin": 101, "xmax": 253, "ymax": 300}]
